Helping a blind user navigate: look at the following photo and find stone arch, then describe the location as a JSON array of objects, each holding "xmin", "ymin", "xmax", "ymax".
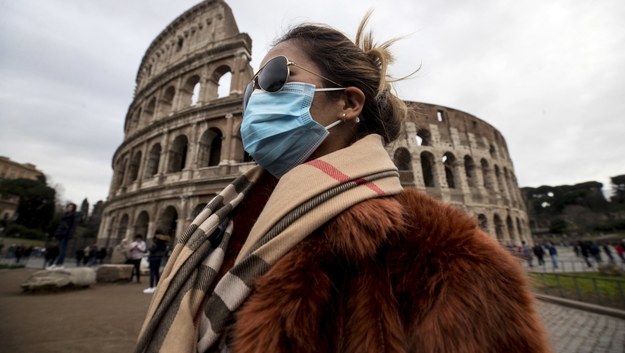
[
  {"xmin": 516, "ymin": 217, "xmax": 524, "ymax": 241},
  {"xmin": 197, "ymin": 128, "xmax": 223, "ymax": 167},
  {"xmin": 208, "ymin": 65, "xmax": 233, "ymax": 100},
  {"xmin": 134, "ymin": 211, "xmax": 150, "ymax": 238},
  {"xmin": 145, "ymin": 143, "xmax": 161, "ymax": 178},
  {"xmin": 131, "ymin": 107, "xmax": 142, "ymax": 130},
  {"xmin": 168, "ymin": 135, "xmax": 189, "ymax": 172},
  {"xmin": 420, "ymin": 151, "xmax": 436, "ymax": 187},
  {"xmin": 506, "ymin": 215, "xmax": 516, "ymax": 243},
  {"xmin": 179, "ymin": 74, "xmax": 201, "ymax": 107},
  {"xmin": 494, "ymin": 165, "xmax": 504, "ymax": 195},
  {"xmin": 117, "ymin": 214, "xmax": 129, "ymax": 243},
  {"xmin": 493, "ymin": 214, "xmax": 504, "ymax": 242},
  {"xmin": 128, "ymin": 151, "xmax": 142, "ymax": 182},
  {"xmin": 157, "ymin": 205, "xmax": 179, "ymax": 239},
  {"xmin": 143, "ymin": 97, "xmax": 156, "ymax": 125},
  {"xmin": 416, "ymin": 128, "xmax": 431, "ymax": 146},
  {"xmin": 159, "ymin": 85, "xmax": 176, "ymax": 117},
  {"xmin": 191, "ymin": 203, "xmax": 205, "ymax": 219},
  {"xmin": 464, "ymin": 155, "xmax": 477, "ymax": 188},
  {"xmin": 115, "ymin": 157, "xmax": 128, "ymax": 189},
  {"xmin": 489, "ymin": 144, "xmax": 497, "ymax": 158},
  {"xmin": 105, "ymin": 215, "xmax": 116, "ymax": 248},
  {"xmin": 442, "ymin": 152, "xmax": 457, "ymax": 189},
  {"xmin": 481, "ymin": 159, "xmax": 494, "ymax": 190},
  {"xmin": 477, "ymin": 214, "xmax": 488, "ymax": 232},
  {"xmin": 393, "ymin": 148, "xmax": 412, "ymax": 171}
]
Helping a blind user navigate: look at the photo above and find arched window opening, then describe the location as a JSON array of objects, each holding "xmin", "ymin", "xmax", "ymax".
[
  {"xmin": 416, "ymin": 129, "xmax": 431, "ymax": 146},
  {"xmin": 420, "ymin": 152, "xmax": 436, "ymax": 187},
  {"xmin": 218, "ymin": 72, "xmax": 232, "ymax": 98},
  {"xmin": 495, "ymin": 165, "xmax": 505, "ymax": 194},
  {"xmin": 115, "ymin": 158, "xmax": 128, "ymax": 189},
  {"xmin": 128, "ymin": 151, "xmax": 142, "ymax": 182},
  {"xmin": 494, "ymin": 214, "xmax": 504, "ymax": 242},
  {"xmin": 191, "ymin": 204, "xmax": 205, "ymax": 219},
  {"xmin": 443, "ymin": 152, "xmax": 456, "ymax": 189},
  {"xmin": 176, "ymin": 37, "xmax": 184, "ymax": 52},
  {"xmin": 144, "ymin": 97, "xmax": 156, "ymax": 124},
  {"xmin": 117, "ymin": 214, "xmax": 129, "ymax": 244},
  {"xmin": 464, "ymin": 156, "xmax": 477, "ymax": 187},
  {"xmin": 191, "ymin": 82, "xmax": 201, "ymax": 105},
  {"xmin": 131, "ymin": 108, "xmax": 141, "ymax": 129},
  {"xmin": 158, "ymin": 206, "xmax": 179, "ymax": 243},
  {"xmin": 179, "ymin": 75, "xmax": 201, "ymax": 107},
  {"xmin": 481, "ymin": 159, "xmax": 493, "ymax": 190},
  {"xmin": 437, "ymin": 110, "xmax": 445, "ymax": 122},
  {"xmin": 477, "ymin": 214, "xmax": 488, "ymax": 232},
  {"xmin": 507, "ymin": 216, "xmax": 516, "ymax": 243},
  {"xmin": 134, "ymin": 211, "xmax": 149, "ymax": 238},
  {"xmin": 489, "ymin": 144, "xmax": 497, "ymax": 158},
  {"xmin": 168, "ymin": 135, "xmax": 188, "ymax": 172},
  {"xmin": 159, "ymin": 86, "xmax": 176, "ymax": 117},
  {"xmin": 393, "ymin": 148, "xmax": 412, "ymax": 171},
  {"xmin": 516, "ymin": 218, "xmax": 523, "ymax": 240},
  {"xmin": 145, "ymin": 144, "xmax": 161, "ymax": 178},
  {"xmin": 197, "ymin": 128, "xmax": 223, "ymax": 167}
]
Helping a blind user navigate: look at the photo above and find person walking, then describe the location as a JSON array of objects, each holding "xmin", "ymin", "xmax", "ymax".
[
  {"xmin": 546, "ymin": 241, "xmax": 558, "ymax": 269},
  {"xmin": 143, "ymin": 231, "xmax": 170, "ymax": 294},
  {"xmin": 533, "ymin": 243, "xmax": 545, "ymax": 266},
  {"xmin": 126, "ymin": 235, "xmax": 146, "ymax": 283},
  {"xmin": 47, "ymin": 203, "xmax": 77, "ymax": 270}
]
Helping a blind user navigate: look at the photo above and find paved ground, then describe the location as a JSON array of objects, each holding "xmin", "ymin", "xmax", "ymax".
[{"xmin": 0, "ymin": 266, "xmax": 624, "ymax": 353}]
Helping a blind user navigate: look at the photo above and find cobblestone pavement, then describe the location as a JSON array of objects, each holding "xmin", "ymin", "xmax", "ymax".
[{"xmin": 538, "ymin": 301, "xmax": 625, "ymax": 353}]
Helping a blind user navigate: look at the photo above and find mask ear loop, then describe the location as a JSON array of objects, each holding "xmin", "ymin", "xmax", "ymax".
[{"xmin": 325, "ymin": 119, "xmax": 343, "ymax": 130}]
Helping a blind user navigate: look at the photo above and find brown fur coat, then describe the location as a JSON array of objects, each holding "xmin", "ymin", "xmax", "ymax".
[{"xmin": 219, "ymin": 185, "xmax": 551, "ymax": 353}]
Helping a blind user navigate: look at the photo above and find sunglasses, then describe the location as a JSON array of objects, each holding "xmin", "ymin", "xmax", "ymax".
[{"xmin": 242, "ymin": 55, "xmax": 344, "ymax": 111}]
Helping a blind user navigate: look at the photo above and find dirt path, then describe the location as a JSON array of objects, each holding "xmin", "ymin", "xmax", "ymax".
[{"xmin": 0, "ymin": 268, "xmax": 151, "ymax": 353}]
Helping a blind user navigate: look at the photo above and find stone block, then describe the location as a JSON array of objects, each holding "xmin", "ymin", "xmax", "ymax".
[
  {"xmin": 21, "ymin": 268, "xmax": 96, "ymax": 292},
  {"xmin": 96, "ymin": 264, "xmax": 133, "ymax": 283}
]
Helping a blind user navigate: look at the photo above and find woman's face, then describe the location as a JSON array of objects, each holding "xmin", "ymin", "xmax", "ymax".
[{"xmin": 258, "ymin": 40, "xmax": 353, "ymax": 159}]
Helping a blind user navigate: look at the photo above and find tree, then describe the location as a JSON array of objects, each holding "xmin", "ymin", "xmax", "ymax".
[
  {"xmin": 80, "ymin": 198, "xmax": 90, "ymax": 224},
  {"xmin": 0, "ymin": 178, "xmax": 56, "ymax": 231},
  {"xmin": 611, "ymin": 174, "xmax": 625, "ymax": 205}
]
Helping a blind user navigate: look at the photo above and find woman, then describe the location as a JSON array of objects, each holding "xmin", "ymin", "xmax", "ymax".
[{"xmin": 137, "ymin": 14, "xmax": 550, "ymax": 353}]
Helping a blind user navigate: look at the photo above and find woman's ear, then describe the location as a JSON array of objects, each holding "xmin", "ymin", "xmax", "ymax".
[{"xmin": 339, "ymin": 87, "xmax": 365, "ymax": 121}]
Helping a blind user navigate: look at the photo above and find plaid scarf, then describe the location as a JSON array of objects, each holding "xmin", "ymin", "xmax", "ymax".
[{"xmin": 135, "ymin": 134, "xmax": 403, "ymax": 353}]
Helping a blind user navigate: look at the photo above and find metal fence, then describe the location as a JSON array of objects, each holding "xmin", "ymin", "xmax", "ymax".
[{"xmin": 530, "ymin": 272, "xmax": 625, "ymax": 310}]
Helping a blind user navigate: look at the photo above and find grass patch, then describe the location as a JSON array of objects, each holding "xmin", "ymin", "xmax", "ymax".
[
  {"xmin": 529, "ymin": 272, "xmax": 625, "ymax": 309},
  {"xmin": 0, "ymin": 263, "xmax": 26, "ymax": 270}
]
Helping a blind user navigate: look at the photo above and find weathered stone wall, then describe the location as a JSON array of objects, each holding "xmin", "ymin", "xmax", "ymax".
[{"xmin": 98, "ymin": 0, "xmax": 530, "ymax": 248}]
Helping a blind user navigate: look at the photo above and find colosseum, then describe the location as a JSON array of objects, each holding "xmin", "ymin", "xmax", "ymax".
[{"xmin": 97, "ymin": 0, "xmax": 530, "ymax": 248}]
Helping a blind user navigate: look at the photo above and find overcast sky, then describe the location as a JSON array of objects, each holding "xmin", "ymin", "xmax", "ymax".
[{"xmin": 1, "ymin": 0, "xmax": 624, "ymax": 206}]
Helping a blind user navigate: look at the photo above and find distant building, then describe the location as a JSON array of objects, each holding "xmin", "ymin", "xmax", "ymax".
[
  {"xmin": 0, "ymin": 156, "xmax": 44, "ymax": 224},
  {"xmin": 98, "ymin": 0, "xmax": 530, "ymax": 247}
]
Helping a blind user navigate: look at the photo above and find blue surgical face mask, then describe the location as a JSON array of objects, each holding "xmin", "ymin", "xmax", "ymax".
[{"xmin": 241, "ymin": 82, "xmax": 344, "ymax": 178}]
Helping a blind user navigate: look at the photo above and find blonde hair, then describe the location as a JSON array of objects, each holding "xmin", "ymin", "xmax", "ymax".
[{"xmin": 275, "ymin": 12, "xmax": 409, "ymax": 144}]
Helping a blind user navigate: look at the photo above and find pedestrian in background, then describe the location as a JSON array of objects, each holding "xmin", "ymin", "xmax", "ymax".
[
  {"xmin": 143, "ymin": 230, "xmax": 170, "ymax": 294},
  {"xmin": 126, "ymin": 234, "xmax": 146, "ymax": 283},
  {"xmin": 546, "ymin": 241, "xmax": 558, "ymax": 269},
  {"xmin": 47, "ymin": 203, "xmax": 77, "ymax": 270}
]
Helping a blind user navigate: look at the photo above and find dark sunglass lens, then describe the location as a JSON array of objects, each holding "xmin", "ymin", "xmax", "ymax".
[
  {"xmin": 242, "ymin": 81, "xmax": 254, "ymax": 111},
  {"xmin": 258, "ymin": 56, "xmax": 288, "ymax": 92}
]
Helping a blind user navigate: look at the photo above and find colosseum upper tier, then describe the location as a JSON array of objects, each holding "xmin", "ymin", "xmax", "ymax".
[{"xmin": 97, "ymin": 0, "xmax": 530, "ymax": 248}]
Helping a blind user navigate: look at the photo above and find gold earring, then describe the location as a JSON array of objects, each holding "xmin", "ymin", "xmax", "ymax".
[{"xmin": 341, "ymin": 113, "xmax": 347, "ymax": 118}]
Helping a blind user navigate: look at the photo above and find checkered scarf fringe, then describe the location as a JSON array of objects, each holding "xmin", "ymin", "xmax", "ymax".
[{"xmin": 135, "ymin": 135, "xmax": 403, "ymax": 353}]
